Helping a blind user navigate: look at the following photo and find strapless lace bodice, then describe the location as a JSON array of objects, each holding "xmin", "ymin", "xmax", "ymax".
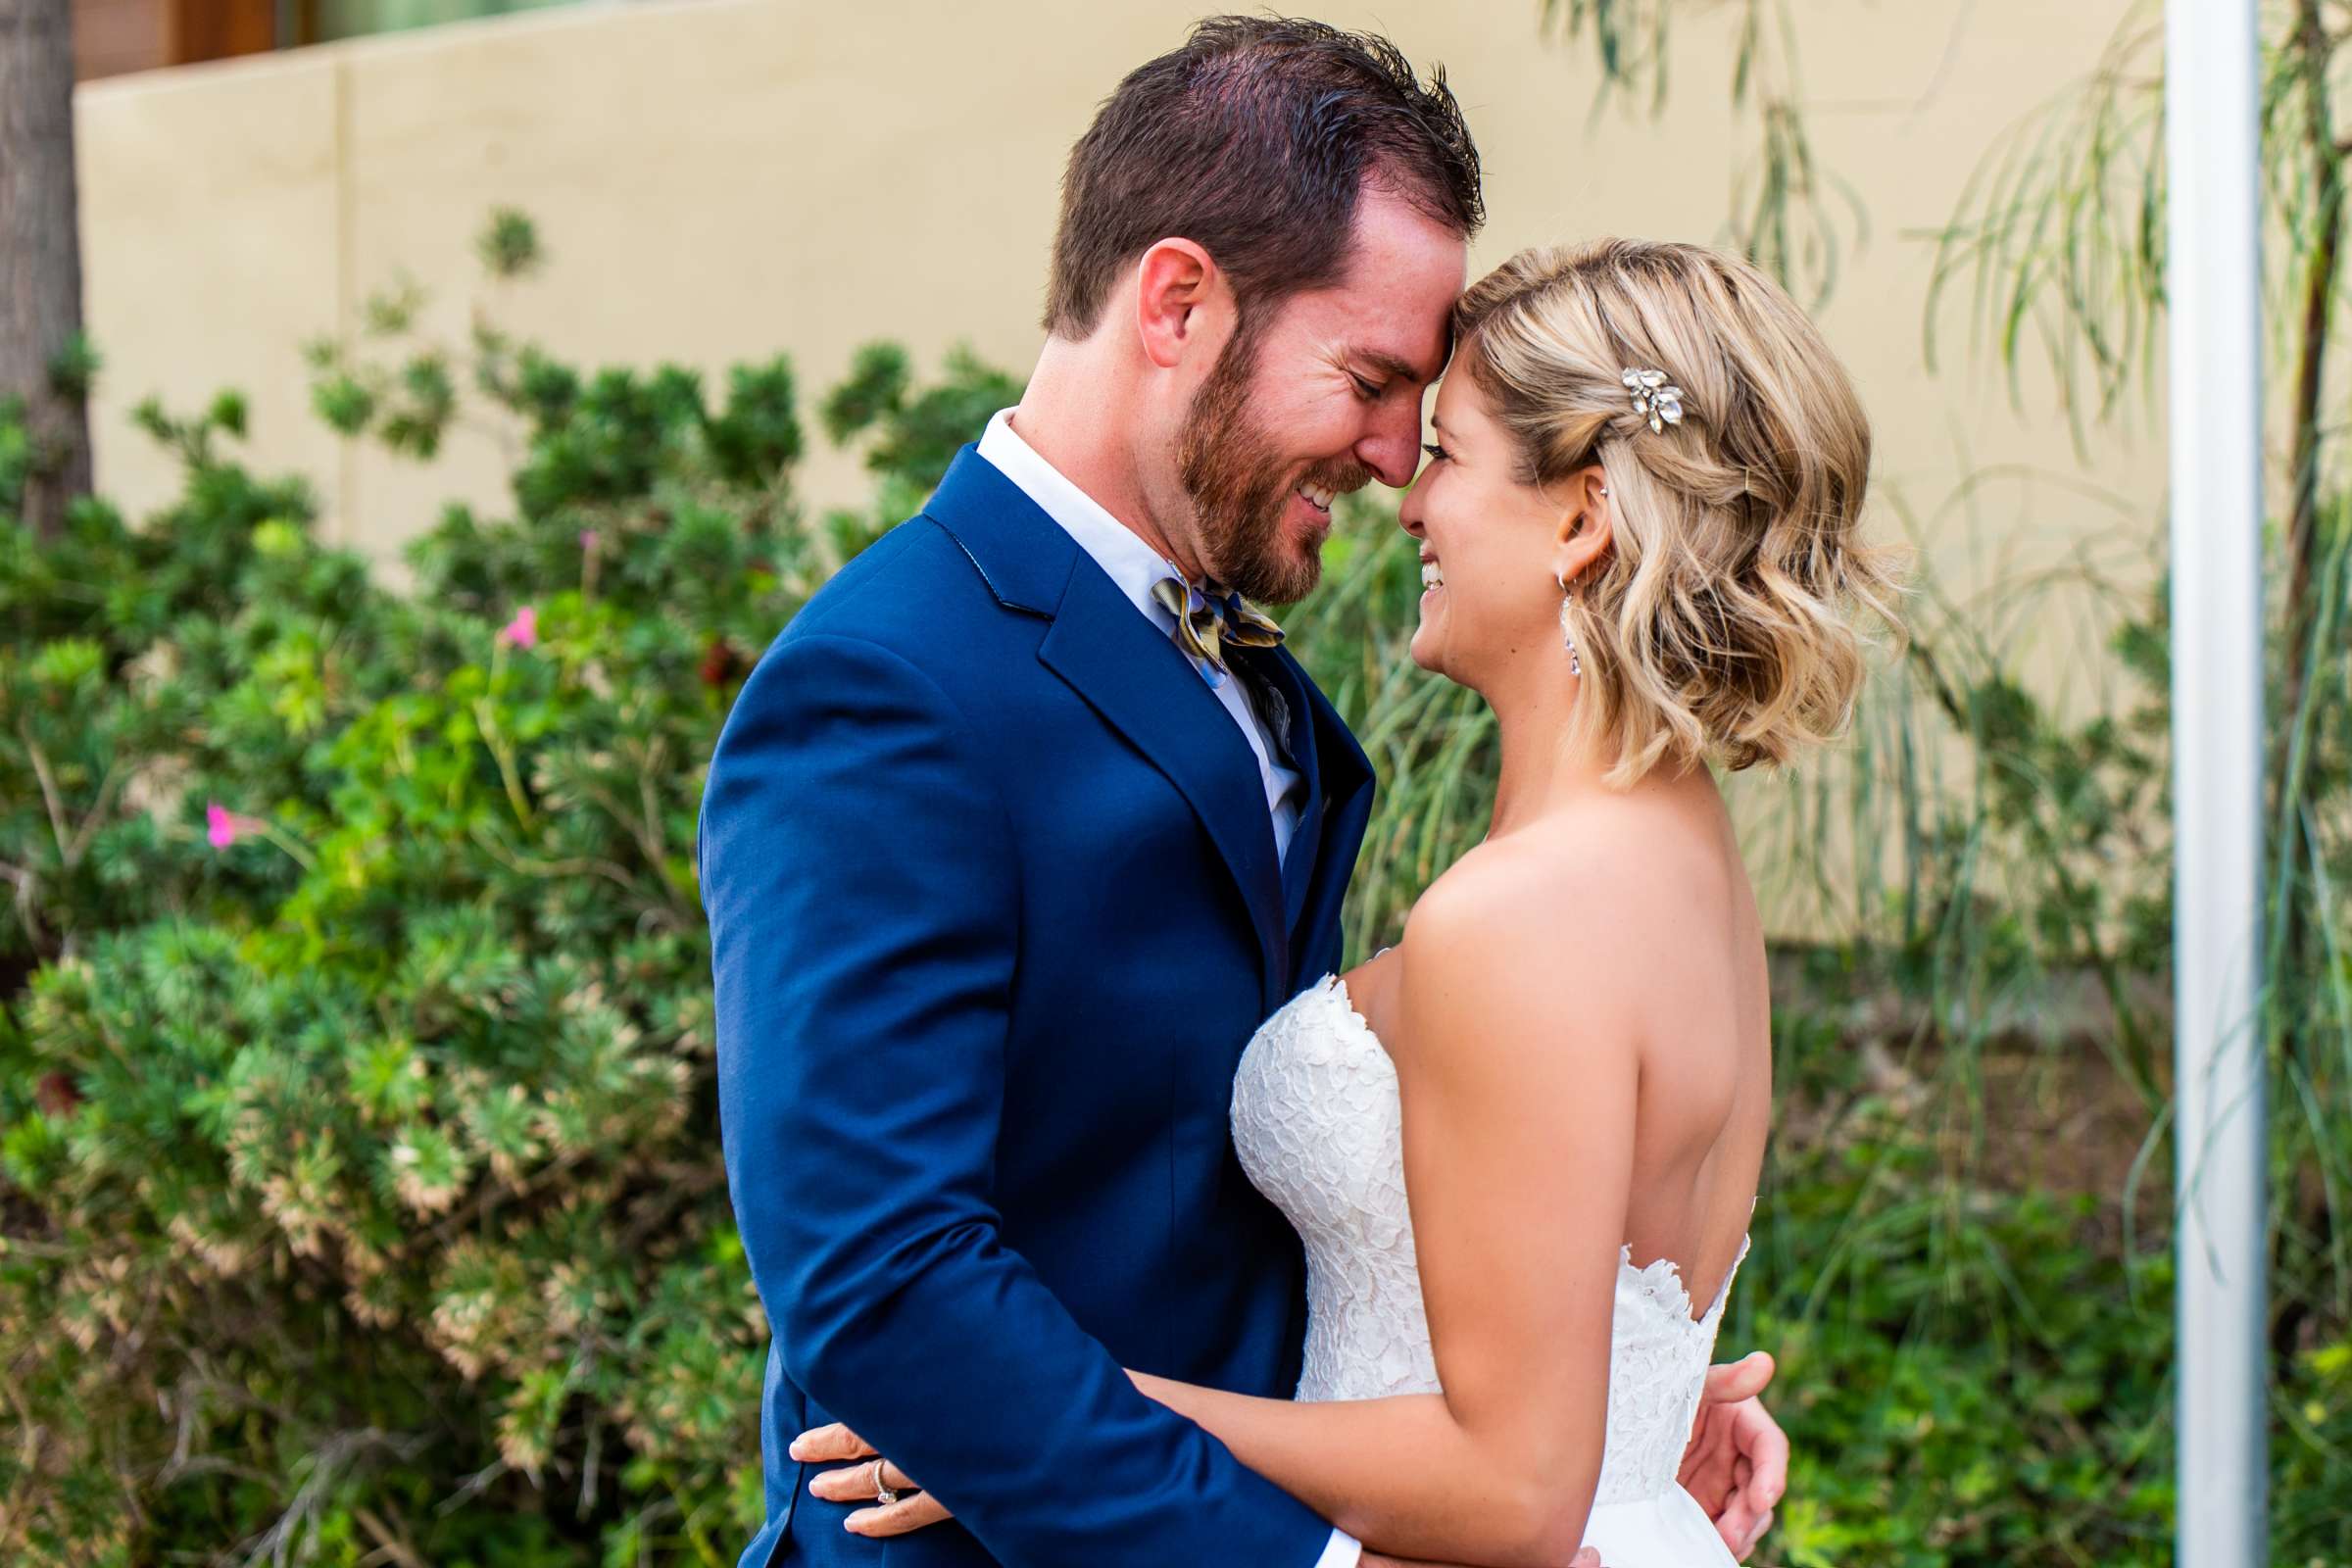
[{"xmin": 1231, "ymin": 972, "xmax": 1750, "ymax": 1515}]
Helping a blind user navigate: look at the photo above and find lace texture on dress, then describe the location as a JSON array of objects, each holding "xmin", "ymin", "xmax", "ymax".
[{"xmin": 1229, "ymin": 974, "xmax": 1750, "ymax": 1506}]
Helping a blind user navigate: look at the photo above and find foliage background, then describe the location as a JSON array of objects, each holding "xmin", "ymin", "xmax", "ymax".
[{"xmin": 5, "ymin": 2, "xmax": 2352, "ymax": 1563}]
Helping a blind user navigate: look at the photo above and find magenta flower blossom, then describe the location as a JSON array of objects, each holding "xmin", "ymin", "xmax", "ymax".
[
  {"xmin": 579, "ymin": 528, "xmax": 601, "ymax": 555},
  {"xmin": 203, "ymin": 801, "xmax": 316, "ymax": 870},
  {"xmin": 497, "ymin": 605, "xmax": 539, "ymax": 649},
  {"xmin": 207, "ymin": 801, "xmax": 259, "ymax": 850}
]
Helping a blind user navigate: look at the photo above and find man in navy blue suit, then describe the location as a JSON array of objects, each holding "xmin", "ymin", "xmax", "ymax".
[{"xmin": 701, "ymin": 18, "xmax": 1785, "ymax": 1568}]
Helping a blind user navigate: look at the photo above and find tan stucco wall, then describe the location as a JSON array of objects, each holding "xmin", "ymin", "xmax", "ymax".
[{"xmin": 76, "ymin": 0, "xmax": 2157, "ymax": 656}]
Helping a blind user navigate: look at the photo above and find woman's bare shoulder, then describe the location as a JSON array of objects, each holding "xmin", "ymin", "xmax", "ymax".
[
  {"xmin": 1393, "ymin": 838, "xmax": 1628, "ymax": 1054},
  {"xmin": 1396, "ymin": 811, "xmax": 1733, "ymax": 1046},
  {"xmin": 1407, "ymin": 818, "xmax": 1678, "ymax": 947}
]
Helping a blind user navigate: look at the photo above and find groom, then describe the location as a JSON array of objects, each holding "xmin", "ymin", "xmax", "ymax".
[{"xmin": 701, "ymin": 17, "xmax": 1784, "ymax": 1568}]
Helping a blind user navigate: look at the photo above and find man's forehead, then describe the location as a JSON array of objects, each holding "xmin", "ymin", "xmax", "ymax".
[
  {"xmin": 1292, "ymin": 284, "xmax": 1452, "ymax": 379},
  {"xmin": 1318, "ymin": 268, "xmax": 1462, "ymax": 383},
  {"xmin": 1325, "ymin": 189, "xmax": 1468, "ymax": 373}
]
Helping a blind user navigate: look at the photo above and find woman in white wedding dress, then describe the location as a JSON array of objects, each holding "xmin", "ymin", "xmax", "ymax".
[{"xmin": 809, "ymin": 238, "xmax": 1895, "ymax": 1567}]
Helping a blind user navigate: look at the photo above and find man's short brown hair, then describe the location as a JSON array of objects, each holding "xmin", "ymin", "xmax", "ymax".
[{"xmin": 1043, "ymin": 16, "xmax": 1485, "ymax": 340}]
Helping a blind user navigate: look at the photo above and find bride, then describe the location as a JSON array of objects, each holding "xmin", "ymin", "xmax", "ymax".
[{"xmin": 798, "ymin": 237, "xmax": 1895, "ymax": 1568}]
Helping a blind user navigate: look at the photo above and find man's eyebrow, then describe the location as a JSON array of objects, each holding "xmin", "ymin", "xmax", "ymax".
[{"xmin": 1351, "ymin": 349, "xmax": 1434, "ymax": 385}]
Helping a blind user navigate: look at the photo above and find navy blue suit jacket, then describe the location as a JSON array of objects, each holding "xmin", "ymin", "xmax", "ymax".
[{"xmin": 700, "ymin": 446, "xmax": 1377, "ymax": 1567}]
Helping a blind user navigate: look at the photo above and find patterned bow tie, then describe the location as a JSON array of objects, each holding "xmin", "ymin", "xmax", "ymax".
[{"xmin": 1150, "ymin": 576, "xmax": 1286, "ymax": 685}]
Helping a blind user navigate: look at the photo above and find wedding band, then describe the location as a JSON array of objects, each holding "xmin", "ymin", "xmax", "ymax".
[{"xmin": 871, "ymin": 1459, "xmax": 901, "ymax": 1506}]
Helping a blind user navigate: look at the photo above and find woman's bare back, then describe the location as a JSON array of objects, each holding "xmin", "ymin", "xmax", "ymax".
[{"xmin": 1349, "ymin": 763, "xmax": 1770, "ymax": 1322}]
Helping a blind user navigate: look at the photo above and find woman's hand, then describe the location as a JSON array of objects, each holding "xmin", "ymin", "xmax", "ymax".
[{"xmin": 790, "ymin": 1421, "xmax": 955, "ymax": 1538}]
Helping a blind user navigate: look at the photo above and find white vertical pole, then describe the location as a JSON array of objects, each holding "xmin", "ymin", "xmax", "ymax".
[{"xmin": 2165, "ymin": 1, "xmax": 2269, "ymax": 1564}]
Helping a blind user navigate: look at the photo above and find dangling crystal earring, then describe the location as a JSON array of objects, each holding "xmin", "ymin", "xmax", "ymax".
[{"xmin": 1555, "ymin": 571, "xmax": 1582, "ymax": 677}]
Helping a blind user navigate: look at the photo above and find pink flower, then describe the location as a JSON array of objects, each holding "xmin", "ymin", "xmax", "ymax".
[
  {"xmin": 578, "ymin": 528, "xmax": 600, "ymax": 555},
  {"xmin": 207, "ymin": 801, "xmax": 257, "ymax": 850},
  {"xmin": 497, "ymin": 605, "xmax": 538, "ymax": 649}
]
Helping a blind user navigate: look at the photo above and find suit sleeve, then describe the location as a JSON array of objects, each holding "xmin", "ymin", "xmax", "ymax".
[{"xmin": 701, "ymin": 630, "xmax": 1335, "ymax": 1568}]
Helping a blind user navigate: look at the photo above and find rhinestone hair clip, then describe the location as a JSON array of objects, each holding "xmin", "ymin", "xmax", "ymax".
[{"xmin": 1621, "ymin": 368, "xmax": 1685, "ymax": 434}]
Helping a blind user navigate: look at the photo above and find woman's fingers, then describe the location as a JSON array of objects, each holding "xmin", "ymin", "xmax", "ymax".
[
  {"xmin": 787, "ymin": 1422, "xmax": 875, "ymax": 1463},
  {"xmin": 846, "ymin": 1488, "xmax": 956, "ymax": 1537},
  {"xmin": 794, "ymin": 1445, "xmax": 951, "ymax": 1537},
  {"xmin": 807, "ymin": 1455, "xmax": 921, "ymax": 1503}
]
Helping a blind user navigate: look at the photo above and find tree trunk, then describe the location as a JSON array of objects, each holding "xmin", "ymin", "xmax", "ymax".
[{"xmin": 0, "ymin": 0, "xmax": 94, "ymax": 538}]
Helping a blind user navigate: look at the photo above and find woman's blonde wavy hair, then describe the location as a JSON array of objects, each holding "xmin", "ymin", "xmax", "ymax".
[{"xmin": 1451, "ymin": 238, "xmax": 1903, "ymax": 788}]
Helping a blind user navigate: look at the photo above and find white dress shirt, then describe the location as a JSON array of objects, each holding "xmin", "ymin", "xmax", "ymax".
[
  {"xmin": 976, "ymin": 408, "xmax": 1307, "ymax": 864},
  {"xmin": 975, "ymin": 410, "xmax": 1360, "ymax": 1568}
]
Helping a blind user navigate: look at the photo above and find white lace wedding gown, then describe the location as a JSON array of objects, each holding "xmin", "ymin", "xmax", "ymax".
[{"xmin": 1232, "ymin": 973, "xmax": 1748, "ymax": 1567}]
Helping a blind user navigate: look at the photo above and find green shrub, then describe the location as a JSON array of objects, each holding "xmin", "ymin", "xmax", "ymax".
[{"xmin": 0, "ymin": 265, "xmax": 818, "ymax": 1559}]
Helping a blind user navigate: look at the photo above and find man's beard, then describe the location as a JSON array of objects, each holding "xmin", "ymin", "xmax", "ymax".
[{"xmin": 1176, "ymin": 323, "xmax": 1370, "ymax": 606}]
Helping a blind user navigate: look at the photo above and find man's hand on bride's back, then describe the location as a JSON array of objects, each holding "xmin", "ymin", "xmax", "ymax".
[{"xmin": 1678, "ymin": 1350, "xmax": 1786, "ymax": 1559}]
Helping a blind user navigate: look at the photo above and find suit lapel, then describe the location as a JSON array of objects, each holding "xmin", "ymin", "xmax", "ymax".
[
  {"xmin": 1038, "ymin": 581, "xmax": 1290, "ymax": 1007},
  {"xmin": 1280, "ymin": 652, "xmax": 1376, "ymax": 984},
  {"xmin": 924, "ymin": 447, "xmax": 1290, "ymax": 1010}
]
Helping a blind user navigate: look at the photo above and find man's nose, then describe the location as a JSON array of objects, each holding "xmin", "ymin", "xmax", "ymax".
[{"xmin": 1355, "ymin": 401, "xmax": 1425, "ymax": 490}]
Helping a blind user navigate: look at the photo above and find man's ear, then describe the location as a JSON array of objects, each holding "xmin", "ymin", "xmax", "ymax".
[
  {"xmin": 1552, "ymin": 465, "xmax": 1615, "ymax": 586},
  {"xmin": 1134, "ymin": 238, "xmax": 1228, "ymax": 370}
]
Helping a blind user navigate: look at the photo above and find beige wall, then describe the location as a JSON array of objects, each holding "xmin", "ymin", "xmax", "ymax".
[{"xmin": 77, "ymin": 0, "xmax": 2158, "ymax": 665}]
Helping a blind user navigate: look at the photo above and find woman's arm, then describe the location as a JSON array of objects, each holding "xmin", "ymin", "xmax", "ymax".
[{"xmin": 1131, "ymin": 871, "xmax": 1639, "ymax": 1567}]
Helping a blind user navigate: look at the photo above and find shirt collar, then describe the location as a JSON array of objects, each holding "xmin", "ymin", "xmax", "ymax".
[{"xmin": 975, "ymin": 407, "xmax": 1188, "ymax": 622}]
